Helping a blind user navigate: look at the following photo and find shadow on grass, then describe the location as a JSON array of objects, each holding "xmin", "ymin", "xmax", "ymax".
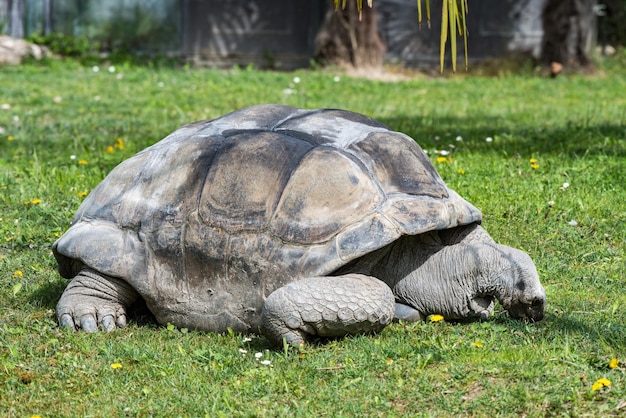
[
  {"xmin": 545, "ymin": 311, "xmax": 626, "ymax": 352},
  {"xmin": 29, "ymin": 278, "xmax": 66, "ymax": 309},
  {"xmin": 493, "ymin": 311, "xmax": 626, "ymax": 353},
  {"xmin": 380, "ymin": 115, "xmax": 626, "ymax": 158}
]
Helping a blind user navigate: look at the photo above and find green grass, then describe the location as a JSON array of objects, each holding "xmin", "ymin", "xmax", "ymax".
[{"xmin": 1, "ymin": 57, "xmax": 625, "ymax": 416}]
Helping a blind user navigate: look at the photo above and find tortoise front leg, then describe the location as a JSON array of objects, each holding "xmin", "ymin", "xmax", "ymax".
[
  {"xmin": 56, "ymin": 268, "xmax": 138, "ymax": 332},
  {"xmin": 261, "ymin": 274, "xmax": 395, "ymax": 347}
]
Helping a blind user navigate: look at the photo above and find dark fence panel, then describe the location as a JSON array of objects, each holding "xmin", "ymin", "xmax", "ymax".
[
  {"xmin": 182, "ymin": 0, "xmax": 324, "ymax": 69},
  {"xmin": 378, "ymin": 0, "xmax": 547, "ymax": 67}
]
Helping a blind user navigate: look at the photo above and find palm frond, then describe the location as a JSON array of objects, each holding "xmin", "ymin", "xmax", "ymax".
[{"xmin": 337, "ymin": 0, "xmax": 469, "ymax": 72}]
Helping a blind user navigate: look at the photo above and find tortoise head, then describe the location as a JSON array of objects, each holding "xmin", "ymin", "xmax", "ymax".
[{"xmin": 496, "ymin": 246, "xmax": 546, "ymax": 322}]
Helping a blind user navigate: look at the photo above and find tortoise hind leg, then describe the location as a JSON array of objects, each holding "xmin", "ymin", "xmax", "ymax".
[
  {"xmin": 56, "ymin": 268, "xmax": 138, "ymax": 332},
  {"xmin": 261, "ymin": 274, "xmax": 395, "ymax": 347}
]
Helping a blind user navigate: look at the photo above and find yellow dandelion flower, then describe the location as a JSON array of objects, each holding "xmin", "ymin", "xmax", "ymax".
[
  {"xmin": 530, "ymin": 163, "xmax": 540, "ymax": 170},
  {"xmin": 457, "ymin": 169, "xmax": 466, "ymax": 175},
  {"xmin": 31, "ymin": 199, "xmax": 42, "ymax": 205},
  {"xmin": 436, "ymin": 156, "xmax": 448, "ymax": 163},
  {"xmin": 13, "ymin": 270, "xmax": 23, "ymax": 278},
  {"xmin": 77, "ymin": 191, "xmax": 88, "ymax": 198},
  {"xmin": 472, "ymin": 341, "xmax": 484, "ymax": 348},
  {"xmin": 385, "ymin": 358, "xmax": 394, "ymax": 365},
  {"xmin": 110, "ymin": 363, "xmax": 123, "ymax": 369},
  {"xmin": 30, "ymin": 415, "xmax": 42, "ymax": 418},
  {"xmin": 591, "ymin": 377, "xmax": 611, "ymax": 391},
  {"xmin": 529, "ymin": 158, "xmax": 537, "ymax": 163},
  {"xmin": 609, "ymin": 358, "xmax": 619, "ymax": 369},
  {"xmin": 429, "ymin": 314, "xmax": 444, "ymax": 322},
  {"xmin": 7, "ymin": 135, "xmax": 14, "ymax": 141},
  {"xmin": 115, "ymin": 138, "xmax": 124, "ymax": 150},
  {"xmin": 105, "ymin": 145, "xmax": 114, "ymax": 153},
  {"xmin": 78, "ymin": 159, "xmax": 88, "ymax": 165}
]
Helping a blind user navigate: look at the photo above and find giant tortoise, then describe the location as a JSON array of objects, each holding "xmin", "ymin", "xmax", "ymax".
[{"xmin": 53, "ymin": 104, "xmax": 546, "ymax": 346}]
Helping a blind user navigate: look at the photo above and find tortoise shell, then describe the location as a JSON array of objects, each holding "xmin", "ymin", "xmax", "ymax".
[{"xmin": 53, "ymin": 104, "xmax": 481, "ymax": 332}]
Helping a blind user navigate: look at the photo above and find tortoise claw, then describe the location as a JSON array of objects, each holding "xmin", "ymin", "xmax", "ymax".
[
  {"xmin": 59, "ymin": 313, "xmax": 76, "ymax": 331},
  {"xmin": 116, "ymin": 313, "xmax": 127, "ymax": 329},
  {"xmin": 101, "ymin": 315, "xmax": 116, "ymax": 332},
  {"xmin": 79, "ymin": 315, "xmax": 98, "ymax": 333}
]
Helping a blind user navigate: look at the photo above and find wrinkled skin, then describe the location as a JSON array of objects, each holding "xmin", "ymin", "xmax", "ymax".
[
  {"xmin": 260, "ymin": 223, "xmax": 545, "ymax": 346},
  {"xmin": 57, "ymin": 224, "xmax": 546, "ymax": 346}
]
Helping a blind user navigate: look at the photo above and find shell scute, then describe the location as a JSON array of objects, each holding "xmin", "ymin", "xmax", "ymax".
[
  {"xmin": 270, "ymin": 147, "xmax": 382, "ymax": 244},
  {"xmin": 275, "ymin": 109, "xmax": 389, "ymax": 148},
  {"xmin": 199, "ymin": 131, "xmax": 311, "ymax": 232},
  {"xmin": 197, "ymin": 104, "xmax": 307, "ymax": 137},
  {"xmin": 350, "ymin": 131, "xmax": 448, "ymax": 198},
  {"xmin": 336, "ymin": 214, "xmax": 398, "ymax": 262}
]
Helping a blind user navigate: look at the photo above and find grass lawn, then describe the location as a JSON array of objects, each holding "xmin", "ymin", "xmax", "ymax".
[{"xmin": 1, "ymin": 57, "xmax": 625, "ymax": 416}]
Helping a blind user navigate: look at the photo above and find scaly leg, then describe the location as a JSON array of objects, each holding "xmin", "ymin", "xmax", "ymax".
[{"xmin": 261, "ymin": 274, "xmax": 395, "ymax": 346}]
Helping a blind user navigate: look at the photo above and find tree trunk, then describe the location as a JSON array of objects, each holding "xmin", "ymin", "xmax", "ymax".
[
  {"xmin": 315, "ymin": 1, "xmax": 385, "ymax": 68},
  {"xmin": 540, "ymin": 0, "xmax": 596, "ymax": 69},
  {"xmin": 7, "ymin": 0, "xmax": 24, "ymax": 38}
]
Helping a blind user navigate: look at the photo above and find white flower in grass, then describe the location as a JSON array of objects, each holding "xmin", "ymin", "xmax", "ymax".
[
  {"xmin": 12, "ymin": 115, "xmax": 19, "ymax": 122},
  {"xmin": 561, "ymin": 182, "xmax": 570, "ymax": 190},
  {"xmin": 254, "ymin": 352, "xmax": 263, "ymax": 359},
  {"xmin": 282, "ymin": 88, "xmax": 296, "ymax": 96},
  {"xmin": 293, "ymin": 76, "xmax": 301, "ymax": 83},
  {"xmin": 485, "ymin": 136, "xmax": 493, "ymax": 143},
  {"xmin": 333, "ymin": 75, "xmax": 341, "ymax": 82},
  {"xmin": 70, "ymin": 155, "xmax": 76, "ymax": 160},
  {"xmin": 157, "ymin": 82, "xmax": 165, "ymax": 88},
  {"xmin": 53, "ymin": 96, "xmax": 62, "ymax": 103},
  {"xmin": 108, "ymin": 66, "xmax": 116, "ymax": 73},
  {"xmin": 92, "ymin": 65, "xmax": 100, "ymax": 72},
  {"xmin": 438, "ymin": 150, "xmax": 450, "ymax": 156},
  {"xmin": 455, "ymin": 135, "xmax": 463, "ymax": 142},
  {"xmin": 1, "ymin": 103, "xmax": 10, "ymax": 110},
  {"xmin": 568, "ymin": 220, "xmax": 578, "ymax": 226},
  {"xmin": 242, "ymin": 336, "xmax": 253, "ymax": 343},
  {"xmin": 260, "ymin": 360, "xmax": 272, "ymax": 366}
]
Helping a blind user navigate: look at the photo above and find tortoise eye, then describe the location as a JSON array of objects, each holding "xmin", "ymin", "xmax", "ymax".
[{"xmin": 516, "ymin": 281, "xmax": 526, "ymax": 291}]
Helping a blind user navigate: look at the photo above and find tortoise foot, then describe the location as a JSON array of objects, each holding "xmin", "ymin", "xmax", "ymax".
[{"xmin": 56, "ymin": 268, "xmax": 138, "ymax": 332}]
